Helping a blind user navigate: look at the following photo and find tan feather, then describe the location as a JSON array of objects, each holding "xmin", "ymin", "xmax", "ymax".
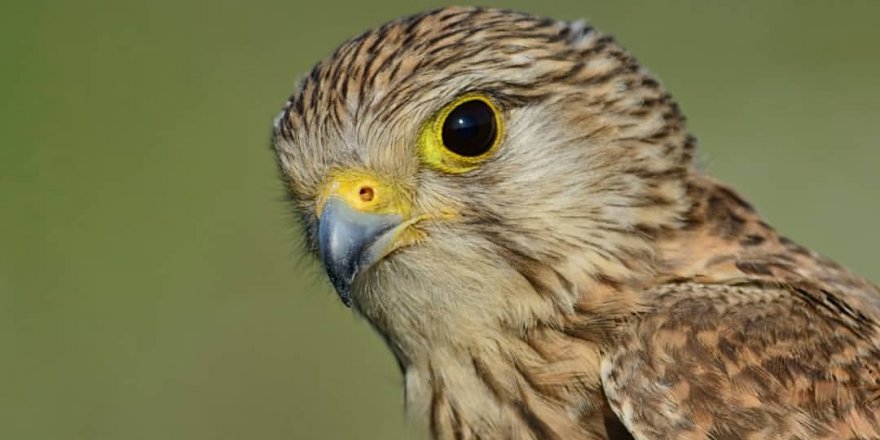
[{"xmin": 274, "ymin": 6, "xmax": 880, "ymax": 439}]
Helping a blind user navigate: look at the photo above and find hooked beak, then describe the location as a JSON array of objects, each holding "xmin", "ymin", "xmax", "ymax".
[{"xmin": 318, "ymin": 197, "xmax": 407, "ymax": 307}]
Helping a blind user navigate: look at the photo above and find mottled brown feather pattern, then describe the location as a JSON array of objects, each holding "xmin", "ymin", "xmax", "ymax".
[
  {"xmin": 606, "ymin": 177, "xmax": 880, "ymax": 439},
  {"xmin": 273, "ymin": 6, "xmax": 880, "ymax": 439}
]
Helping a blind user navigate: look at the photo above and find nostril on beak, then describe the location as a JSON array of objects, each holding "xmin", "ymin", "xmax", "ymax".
[{"xmin": 358, "ymin": 186, "xmax": 375, "ymax": 203}]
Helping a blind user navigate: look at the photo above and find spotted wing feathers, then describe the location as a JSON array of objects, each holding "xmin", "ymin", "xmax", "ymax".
[{"xmin": 602, "ymin": 281, "xmax": 880, "ymax": 439}]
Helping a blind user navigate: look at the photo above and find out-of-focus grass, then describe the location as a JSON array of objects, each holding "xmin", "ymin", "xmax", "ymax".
[{"xmin": 1, "ymin": 1, "xmax": 878, "ymax": 439}]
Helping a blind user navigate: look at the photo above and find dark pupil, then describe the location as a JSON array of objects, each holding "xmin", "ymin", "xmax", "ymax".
[{"xmin": 441, "ymin": 100, "xmax": 497, "ymax": 157}]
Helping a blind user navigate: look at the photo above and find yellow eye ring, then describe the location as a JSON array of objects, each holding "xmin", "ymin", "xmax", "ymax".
[{"xmin": 417, "ymin": 93, "xmax": 503, "ymax": 173}]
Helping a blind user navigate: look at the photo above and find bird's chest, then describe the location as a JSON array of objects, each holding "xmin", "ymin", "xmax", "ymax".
[{"xmin": 403, "ymin": 338, "xmax": 622, "ymax": 440}]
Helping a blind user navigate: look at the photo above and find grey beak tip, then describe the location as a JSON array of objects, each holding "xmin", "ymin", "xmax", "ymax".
[
  {"xmin": 340, "ymin": 296, "xmax": 352, "ymax": 308},
  {"xmin": 324, "ymin": 259, "xmax": 356, "ymax": 308},
  {"xmin": 334, "ymin": 281, "xmax": 354, "ymax": 308}
]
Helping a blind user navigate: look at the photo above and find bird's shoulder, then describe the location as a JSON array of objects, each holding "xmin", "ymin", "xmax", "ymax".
[
  {"xmin": 596, "ymin": 174, "xmax": 880, "ymax": 438},
  {"xmin": 652, "ymin": 174, "xmax": 880, "ymax": 321},
  {"xmin": 602, "ymin": 280, "xmax": 880, "ymax": 439}
]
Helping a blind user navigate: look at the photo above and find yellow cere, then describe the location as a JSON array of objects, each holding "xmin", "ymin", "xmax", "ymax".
[
  {"xmin": 315, "ymin": 169, "xmax": 413, "ymax": 218},
  {"xmin": 417, "ymin": 93, "xmax": 504, "ymax": 174}
]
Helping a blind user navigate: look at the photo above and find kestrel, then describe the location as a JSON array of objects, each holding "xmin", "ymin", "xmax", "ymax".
[{"xmin": 272, "ymin": 7, "xmax": 880, "ymax": 439}]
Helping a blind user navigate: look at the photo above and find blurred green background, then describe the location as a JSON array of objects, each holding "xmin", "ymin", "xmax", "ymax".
[{"xmin": 2, "ymin": 1, "xmax": 879, "ymax": 439}]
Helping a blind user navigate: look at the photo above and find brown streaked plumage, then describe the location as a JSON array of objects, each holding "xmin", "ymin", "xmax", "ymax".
[{"xmin": 273, "ymin": 6, "xmax": 880, "ymax": 439}]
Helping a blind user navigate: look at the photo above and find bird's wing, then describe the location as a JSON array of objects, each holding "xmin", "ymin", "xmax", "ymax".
[{"xmin": 601, "ymin": 281, "xmax": 880, "ymax": 440}]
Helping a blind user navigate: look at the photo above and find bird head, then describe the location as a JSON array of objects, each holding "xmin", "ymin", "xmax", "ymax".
[{"xmin": 273, "ymin": 7, "xmax": 694, "ymax": 360}]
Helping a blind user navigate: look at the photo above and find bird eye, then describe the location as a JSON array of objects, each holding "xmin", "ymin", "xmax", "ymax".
[
  {"xmin": 441, "ymin": 100, "xmax": 498, "ymax": 157},
  {"xmin": 418, "ymin": 94, "xmax": 503, "ymax": 173}
]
